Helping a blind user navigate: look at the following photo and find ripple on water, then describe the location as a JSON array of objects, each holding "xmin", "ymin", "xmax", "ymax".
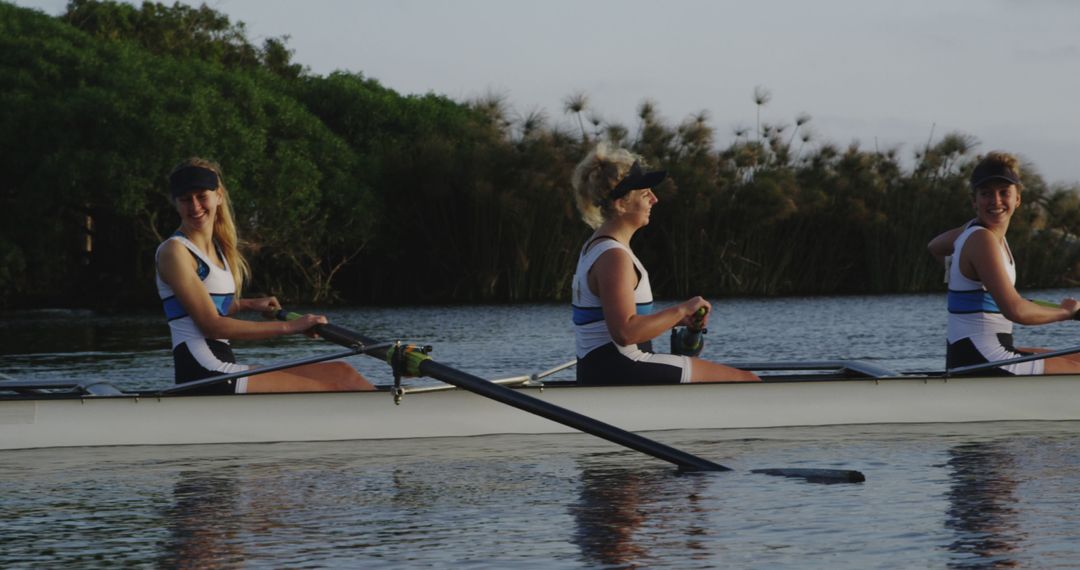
[{"xmin": 5, "ymin": 299, "xmax": 1080, "ymax": 566}]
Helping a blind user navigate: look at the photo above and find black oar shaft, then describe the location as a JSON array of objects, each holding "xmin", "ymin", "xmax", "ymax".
[
  {"xmin": 307, "ymin": 319, "xmax": 727, "ymax": 472},
  {"xmin": 418, "ymin": 359, "xmax": 729, "ymax": 472},
  {"xmin": 288, "ymin": 313, "xmax": 865, "ymax": 482}
]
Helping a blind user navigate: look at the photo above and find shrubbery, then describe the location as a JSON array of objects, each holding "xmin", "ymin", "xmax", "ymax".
[{"xmin": 2, "ymin": 1, "xmax": 1078, "ymax": 308}]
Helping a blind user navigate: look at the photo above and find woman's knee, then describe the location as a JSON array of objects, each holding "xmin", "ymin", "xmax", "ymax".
[
  {"xmin": 691, "ymin": 360, "xmax": 760, "ymax": 382},
  {"xmin": 327, "ymin": 362, "xmax": 373, "ymax": 389}
]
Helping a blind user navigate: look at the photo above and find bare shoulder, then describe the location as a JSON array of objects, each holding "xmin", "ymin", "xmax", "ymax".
[
  {"xmin": 593, "ymin": 245, "xmax": 632, "ymax": 270},
  {"xmin": 962, "ymin": 227, "xmax": 997, "ymax": 250},
  {"xmin": 157, "ymin": 239, "xmax": 196, "ymax": 281},
  {"xmin": 157, "ymin": 239, "xmax": 188, "ymax": 264},
  {"xmin": 962, "ymin": 228, "xmax": 1008, "ymax": 271}
]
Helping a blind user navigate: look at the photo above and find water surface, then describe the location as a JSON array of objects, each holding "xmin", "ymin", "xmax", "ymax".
[{"xmin": 3, "ymin": 293, "xmax": 1080, "ymax": 567}]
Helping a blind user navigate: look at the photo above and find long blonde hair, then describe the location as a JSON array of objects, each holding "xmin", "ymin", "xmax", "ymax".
[
  {"xmin": 169, "ymin": 157, "xmax": 251, "ymax": 296},
  {"xmin": 570, "ymin": 143, "xmax": 642, "ymax": 229}
]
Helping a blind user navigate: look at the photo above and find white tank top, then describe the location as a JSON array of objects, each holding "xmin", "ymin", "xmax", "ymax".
[
  {"xmin": 572, "ymin": 238, "xmax": 655, "ymax": 358},
  {"xmin": 947, "ymin": 225, "xmax": 1014, "ymax": 343},
  {"xmin": 155, "ymin": 233, "xmax": 236, "ymax": 349}
]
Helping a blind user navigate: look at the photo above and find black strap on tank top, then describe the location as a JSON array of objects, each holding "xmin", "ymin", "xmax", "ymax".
[
  {"xmin": 583, "ymin": 235, "xmax": 617, "ymax": 253},
  {"xmin": 583, "ymin": 235, "xmax": 642, "ymax": 283}
]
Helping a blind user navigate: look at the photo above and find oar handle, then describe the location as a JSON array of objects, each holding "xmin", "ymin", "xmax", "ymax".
[
  {"xmin": 276, "ymin": 311, "xmax": 430, "ymax": 374},
  {"xmin": 672, "ymin": 307, "xmax": 708, "ymax": 357},
  {"xmin": 277, "ymin": 310, "xmax": 374, "ymax": 350},
  {"xmin": 689, "ymin": 306, "xmax": 708, "ymax": 332}
]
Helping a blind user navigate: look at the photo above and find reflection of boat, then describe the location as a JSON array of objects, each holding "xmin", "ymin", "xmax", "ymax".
[{"xmin": 4, "ymin": 359, "xmax": 1080, "ymax": 451}]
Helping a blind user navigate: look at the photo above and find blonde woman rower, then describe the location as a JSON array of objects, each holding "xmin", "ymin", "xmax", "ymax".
[
  {"xmin": 570, "ymin": 144, "xmax": 759, "ymax": 385},
  {"xmin": 928, "ymin": 151, "xmax": 1080, "ymax": 375},
  {"xmin": 155, "ymin": 158, "xmax": 374, "ymax": 393}
]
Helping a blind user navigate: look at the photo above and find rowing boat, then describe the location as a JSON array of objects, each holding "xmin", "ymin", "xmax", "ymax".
[{"xmin": 4, "ymin": 359, "xmax": 1080, "ymax": 451}]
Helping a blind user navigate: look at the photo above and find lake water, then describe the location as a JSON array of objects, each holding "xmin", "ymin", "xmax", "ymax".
[{"xmin": 3, "ymin": 292, "xmax": 1080, "ymax": 568}]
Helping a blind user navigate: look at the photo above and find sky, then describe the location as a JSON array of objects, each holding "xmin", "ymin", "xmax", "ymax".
[{"xmin": 13, "ymin": 0, "xmax": 1080, "ymax": 185}]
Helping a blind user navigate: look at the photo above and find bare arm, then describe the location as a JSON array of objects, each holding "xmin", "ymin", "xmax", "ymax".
[
  {"xmin": 229, "ymin": 296, "xmax": 282, "ymax": 316},
  {"xmin": 928, "ymin": 219, "xmax": 975, "ymax": 262},
  {"xmin": 157, "ymin": 240, "xmax": 323, "ymax": 340},
  {"xmin": 591, "ymin": 249, "xmax": 709, "ymax": 346},
  {"xmin": 963, "ymin": 231, "xmax": 1078, "ymax": 324}
]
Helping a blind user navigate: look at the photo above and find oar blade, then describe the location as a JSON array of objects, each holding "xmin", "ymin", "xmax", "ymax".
[{"xmin": 751, "ymin": 468, "xmax": 866, "ymax": 484}]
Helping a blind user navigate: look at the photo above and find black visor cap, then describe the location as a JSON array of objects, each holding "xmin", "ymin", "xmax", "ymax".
[
  {"xmin": 970, "ymin": 162, "xmax": 1020, "ymax": 189},
  {"xmin": 169, "ymin": 166, "xmax": 220, "ymax": 198},
  {"xmin": 609, "ymin": 161, "xmax": 666, "ymax": 200}
]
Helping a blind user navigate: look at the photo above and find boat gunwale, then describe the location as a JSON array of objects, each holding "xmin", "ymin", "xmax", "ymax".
[{"xmin": 0, "ymin": 369, "xmax": 1053, "ymax": 403}]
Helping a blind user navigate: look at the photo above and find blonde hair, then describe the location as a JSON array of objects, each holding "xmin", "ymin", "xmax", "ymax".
[
  {"xmin": 983, "ymin": 151, "xmax": 1021, "ymax": 173},
  {"xmin": 972, "ymin": 151, "xmax": 1023, "ymax": 192},
  {"xmin": 570, "ymin": 143, "xmax": 643, "ymax": 229},
  {"xmin": 169, "ymin": 157, "xmax": 251, "ymax": 296}
]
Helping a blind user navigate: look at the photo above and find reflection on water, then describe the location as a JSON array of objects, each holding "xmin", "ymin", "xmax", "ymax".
[
  {"xmin": 7, "ymin": 296, "xmax": 1080, "ymax": 567},
  {"xmin": 571, "ymin": 462, "xmax": 711, "ymax": 568},
  {"xmin": 572, "ymin": 465, "xmax": 651, "ymax": 567},
  {"xmin": 944, "ymin": 442, "xmax": 1023, "ymax": 569},
  {"xmin": 161, "ymin": 474, "xmax": 244, "ymax": 568},
  {"xmin": 3, "ymin": 428, "xmax": 1080, "ymax": 567}
]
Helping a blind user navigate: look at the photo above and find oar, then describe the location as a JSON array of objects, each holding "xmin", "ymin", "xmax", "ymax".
[
  {"xmin": 279, "ymin": 311, "xmax": 721, "ymax": 472},
  {"xmin": 278, "ymin": 311, "xmax": 866, "ymax": 483}
]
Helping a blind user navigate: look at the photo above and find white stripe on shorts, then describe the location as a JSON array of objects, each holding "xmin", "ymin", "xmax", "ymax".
[
  {"xmin": 615, "ymin": 343, "xmax": 692, "ymax": 383},
  {"xmin": 187, "ymin": 339, "xmax": 250, "ymax": 387},
  {"xmin": 969, "ymin": 335, "xmax": 1045, "ymax": 375}
]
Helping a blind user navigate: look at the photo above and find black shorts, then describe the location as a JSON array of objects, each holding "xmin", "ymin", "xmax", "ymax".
[
  {"xmin": 576, "ymin": 342, "xmax": 688, "ymax": 385},
  {"xmin": 946, "ymin": 333, "xmax": 1037, "ymax": 376},
  {"xmin": 173, "ymin": 339, "xmax": 247, "ymax": 394}
]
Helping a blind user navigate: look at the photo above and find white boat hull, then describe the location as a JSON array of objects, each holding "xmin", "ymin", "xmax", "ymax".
[{"xmin": 4, "ymin": 374, "xmax": 1080, "ymax": 450}]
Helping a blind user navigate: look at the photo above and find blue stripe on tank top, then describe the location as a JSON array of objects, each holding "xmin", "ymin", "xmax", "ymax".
[
  {"xmin": 572, "ymin": 302, "xmax": 655, "ymax": 325},
  {"xmin": 162, "ymin": 293, "xmax": 234, "ymax": 321},
  {"xmin": 947, "ymin": 289, "xmax": 1001, "ymax": 314},
  {"xmin": 572, "ymin": 305, "xmax": 603, "ymax": 325}
]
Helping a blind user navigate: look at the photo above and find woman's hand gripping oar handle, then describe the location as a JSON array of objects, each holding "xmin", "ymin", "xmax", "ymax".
[
  {"xmin": 274, "ymin": 310, "xmax": 398, "ymax": 355},
  {"xmin": 671, "ymin": 307, "xmax": 708, "ymax": 357},
  {"xmin": 275, "ymin": 310, "xmax": 429, "ymax": 402}
]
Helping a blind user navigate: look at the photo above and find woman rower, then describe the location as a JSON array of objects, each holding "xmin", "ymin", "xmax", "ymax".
[
  {"xmin": 570, "ymin": 144, "xmax": 759, "ymax": 384},
  {"xmin": 156, "ymin": 157, "xmax": 374, "ymax": 393},
  {"xmin": 928, "ymin": 151, "xmax": 1080, "ymax": 375}
]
